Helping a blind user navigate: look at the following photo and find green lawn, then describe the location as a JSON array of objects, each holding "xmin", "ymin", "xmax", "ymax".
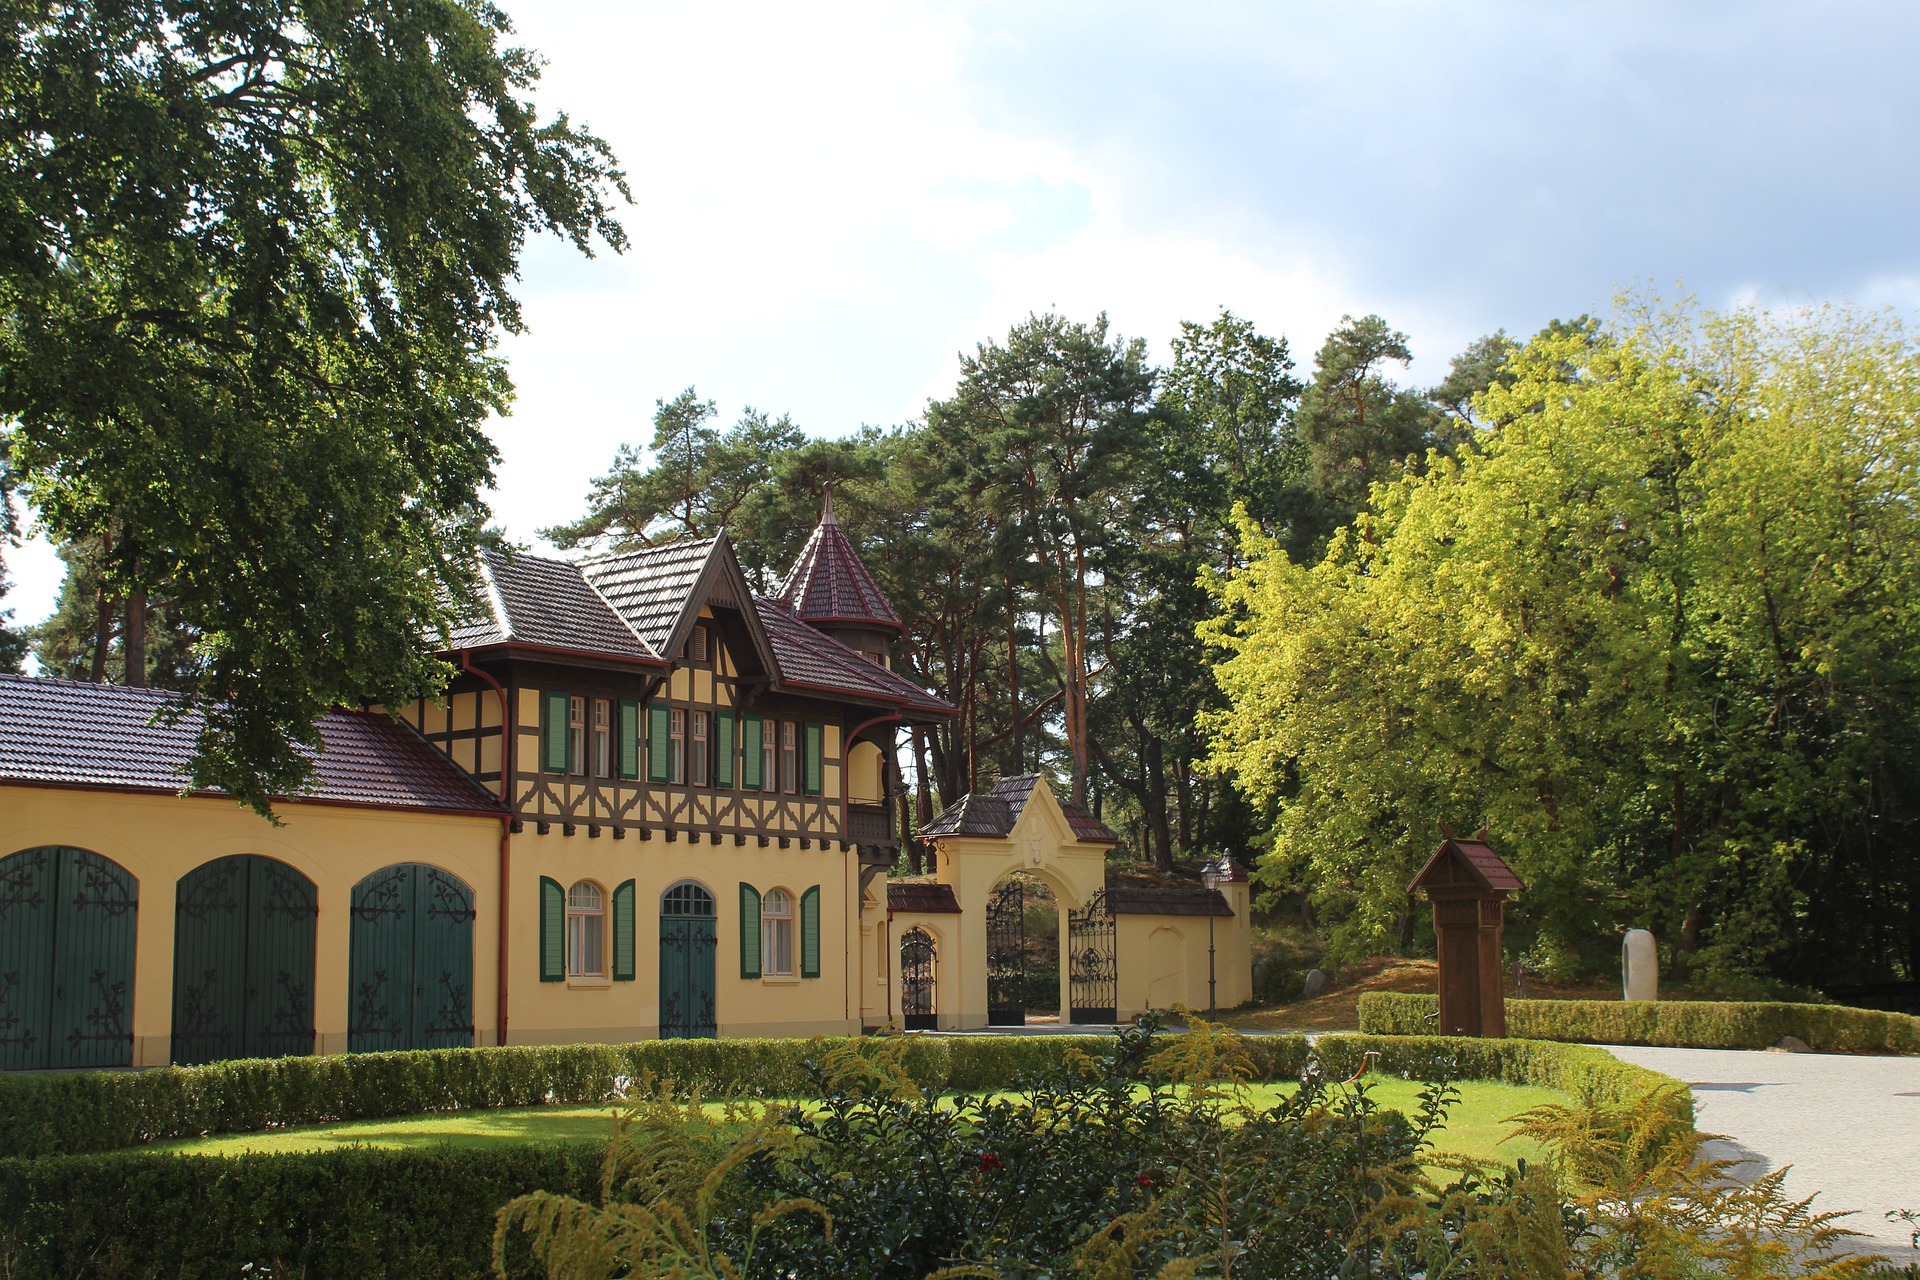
[{"xmin": 146, "ymin": 1075, "xmax": 1566, "ymax": 1169}]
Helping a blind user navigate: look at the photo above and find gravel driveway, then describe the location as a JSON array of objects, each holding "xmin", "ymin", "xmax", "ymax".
[{"xmin": 1606, "ymin": 1045, "xmax": 1920, "ymax": 1261}]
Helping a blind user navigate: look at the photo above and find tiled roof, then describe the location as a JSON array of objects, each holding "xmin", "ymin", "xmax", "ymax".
[
  {"xmin": 0, "ymin": 675, "xmax": 502, "ymax": 814},
  {"xmin": 447, "ymin": 531, "xmax": 952, "ymax": 717},
  {"xmin": 755, "ymin": 599, "xmax": 953, "ymax": 717},
  {"xmin": 1107, "ymin": 885, "xmax": 1233, "ymax": 917},
  {"xmin": 889, "ymin": 882, "xmax": 962, "ymax": 914},
  {"xmin": 917, "ymin": 792, "xmax": 1015, "ymax": 838},
  {"xmin": 582, "ymin": 538, "xmax": 720, "ymax": 655},
  {"xmin": 918, "ymin": 774, "xmax": 1116, "ymax": 842},
  {"xmin": 773, "ymin": 490, "xmax": 902, "ymax": 631},
  {"xmin": 1409, "ymin": 836, "xmax": 1524, "ymax": 893},
  {"xmin": 445, "ymin": 550, "xmax": 656, "ymax": 663}
]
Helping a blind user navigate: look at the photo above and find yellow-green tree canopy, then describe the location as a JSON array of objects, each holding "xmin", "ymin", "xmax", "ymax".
[{"xmin": 1202, "ymin": 302, "xmax": 1920, "ymax": 983}]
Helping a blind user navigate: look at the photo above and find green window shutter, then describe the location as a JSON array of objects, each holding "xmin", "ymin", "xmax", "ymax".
[
  {"xmin": 539, "ymin": 877, "xmax": 565, "ymax": 982},
  {"xmin": 647, "ymin": 703, "xmax": 670, "ymax": 783},
  {"xmin": 715, "ymin": 711, "xmax": 736, "ymax": 788},
  {"xmin": 803, "ymin": 722, "xmax": 824, "ymax": 796},
  {"xmin": 800, "ymin": 885, "xmax": 821, "ymax": 979},
  {"xmin": 617, "ymin": 700, "xmax": 640, "ymax": 780},
  {"xmin": 612, "ymin": 880, "xmax": 636, "ymax": 981},
  {"xmin": 741, "ymin": 716, "xmax": 763, "ymax": 791},
  {"xmin": 739, "ymin": 883, "xmax": 762, "ymax": 979},
  {"xmin": 543, "ymin": 692, "xmax": 568, "ymax": 774}
]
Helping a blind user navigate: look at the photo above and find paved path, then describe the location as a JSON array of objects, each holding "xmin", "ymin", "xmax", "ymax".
[{"xmin": 1606, "ymin": 1046, "xmax": 1920, "ymax": 1261}]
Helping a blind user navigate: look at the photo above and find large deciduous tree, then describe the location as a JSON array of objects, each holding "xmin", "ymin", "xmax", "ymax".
[
  {"xmin": 0, "ymin": 0, "xmax": 626, "ymax": 810},
  {"xmin": 1203, "ymin": 303, "xmax": 1920, "ymax": 986}
]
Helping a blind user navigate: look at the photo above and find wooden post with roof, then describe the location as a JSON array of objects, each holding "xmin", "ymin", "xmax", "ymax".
[{"xmin": 1407, "ymin": 824, "xmax": 1523, "ymax": 1037}]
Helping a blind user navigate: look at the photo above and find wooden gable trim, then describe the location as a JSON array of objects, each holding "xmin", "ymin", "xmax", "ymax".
[{"xmin": 659, "ymin": 537, "xmax": 783, "ymax": 683}]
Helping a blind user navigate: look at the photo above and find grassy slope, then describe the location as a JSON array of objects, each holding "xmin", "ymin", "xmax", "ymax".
[{"xmin": 145, "ymin": 1076, "xmax": 1565, "ymax": 1169}]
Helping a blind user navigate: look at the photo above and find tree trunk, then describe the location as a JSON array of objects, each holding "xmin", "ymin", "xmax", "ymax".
[
  {"xmin": 1005, "ymin": 584, "xmax": 1021, "ymax": 775},
  {"xmin": 1144, "ymin": 736, "xmax": 1174, "ymax": 873},
  {"xmin": 123, "ymin": 589, "xmax": 147, "ymax": 688},
  {"xmin": 90, "ymin": 590, "xmax": 115, "ymax": 683}
]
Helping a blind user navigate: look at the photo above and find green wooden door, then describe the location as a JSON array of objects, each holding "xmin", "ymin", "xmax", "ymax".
[
  {"xmin": 172, "ymin": 855, "xmax": 317, "ymax": 1066},
  {"xmin": 658, "ymin": 881, "xmax": 716, "ymax": 1039},
  {"xmin": 0, "ymin": 847, "xmax": 138, "ymax": 1071},
  {"xmin": 349, "ymin": 863, "xmax": 475, "ymax": 1053}
]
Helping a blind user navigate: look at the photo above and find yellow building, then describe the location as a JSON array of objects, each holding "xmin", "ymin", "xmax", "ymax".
[{"xmin": 0, "ymin": 495, "xmax": 1250, "ymax": 1072}]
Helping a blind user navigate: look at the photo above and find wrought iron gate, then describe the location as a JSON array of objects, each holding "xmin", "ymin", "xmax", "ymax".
[
  {"xmin": 1067, "ymin": 888, "xmax": 1117, "ymax": 1024},
  {"xmin": 0, "ymin": 846, "xmax": 138, "ymax": 1071},
  {"xmin": 986, "ymin": 878, "xmax": 1026, "ymax": 1026},
  {"xmin": 659, "ymin": 881, "xmax": 717, "ymax": 1039},
  {"xmin": 348, "ymin": 863, "xmax": 476, "ymax": 1053},
  {"xmin": 899, "ymin": 928, "xmax": 937, "ymax": 1030},
  {"xmin": 172, "ymin": 855, "xmax": 318, "ymax": 1066}
]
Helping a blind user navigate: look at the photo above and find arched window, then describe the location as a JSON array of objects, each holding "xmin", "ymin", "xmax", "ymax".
[
  {"xmin": 567, "ymin": 880, "xmax": 605, "ymax": 977},
  {"xmin": 763, "ymin": 887, "xmax": 794, "ymax": 976}
]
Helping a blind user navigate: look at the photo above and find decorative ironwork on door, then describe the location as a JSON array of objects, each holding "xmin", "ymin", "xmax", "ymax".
[
  {"xmin": 659, "ymin": 881, "xmax": 717, "ymax": 1039},
  {"xmin": 172, "ymin": 855, "xmax": 317, "ymax": 1066},
  {"xmin": 0, "ymin": 846, "xmax": 138, "ymax": 1071},
  {"xmin": 986, "ymin": 878, "xmax": 1026, "ymax": 1026},
  {"xmin": 1068, "ymin": 888, "xmax": 1117, "ymax": 1024},
  {"xmin": 348, "ymin": 863, "xmax": 476, "ymax": 1053},
  {"xmin": 899, "ymin": 928, "xmax": 937, "ymax": 1030}
]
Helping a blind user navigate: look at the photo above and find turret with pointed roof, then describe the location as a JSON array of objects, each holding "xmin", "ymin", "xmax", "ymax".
[{"xmin": 773, "ymin": 487, "xmax": 902, "ymax": 665}]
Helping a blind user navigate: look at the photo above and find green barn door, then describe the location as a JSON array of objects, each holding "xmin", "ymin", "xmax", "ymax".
[
  {"xmin": 413, "ymin": 866, "xmax": 475, "ymax": 1050},
  {"xmin": 173, "ymin": 855, "xmax": 316, "ymax": 1066},
  {"xmin": 348, "ymin": 864, "xmax": 413, "ymax": 1053},
  {"xmin": 350, "ymin": 863, "xmax": 475, "ymax": 1053},
  {"xmin": 658, "ymin": 882, "xmax": 717, "ymax": 1039},
  {"xmin": 0, "ymin": 848, "xmax": 56, "ymax": 1070},
  {"xmin": 0, "ymin": 847, "xmax": 139, "ymax": 1072},
  {"xmin": 49, "ymin": 848, "xmax": 139, "ymax": 1068}
]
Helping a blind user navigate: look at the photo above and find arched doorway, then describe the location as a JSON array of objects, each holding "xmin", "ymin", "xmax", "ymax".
[
  {"xmin": 0, "ymin": 846, "xmax": 138, "ymax": 1070},
  {"xmin": 899, "ymin": 927, "xmax": 937, "ymax": 1030},
  {"xmin": 172, "ymin": 855, "xmax": 317, "ymax": 1066},
  {"xmin": 348, "ymin": 863, "xmax": 476, "ymax": 1052},
  {"xmin": 659, "ymin": 880, "xmax": 717, "ymax": 1039},
  {"xmin": 986, "ymin": 872, "xmax": 1060, "ymax": 1026}
]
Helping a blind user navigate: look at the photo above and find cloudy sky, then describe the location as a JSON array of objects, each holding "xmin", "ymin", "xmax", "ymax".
[{"xmin": 7, "ymin": 1, "xmax": 1918, "ymax": 635}]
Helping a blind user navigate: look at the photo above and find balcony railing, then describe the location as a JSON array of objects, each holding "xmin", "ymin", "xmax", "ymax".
[{"xmin": 847, "ymin": 803, "xmax": 895, "ymax": 846}]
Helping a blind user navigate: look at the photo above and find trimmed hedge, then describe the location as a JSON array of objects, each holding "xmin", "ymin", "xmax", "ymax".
[
  {"xmin": 0, "ymin": 1037, "xmax": 952, "ymax": 1159},
  {"xmin": 0, "ymin": 1029, "xmax": 1693, "ymax": 1160},
  {"xmin": 0, "ymin": 1032, "xmax": 1695, "ymax": 1278},
  {"xmin": 0, "ymin": 1144, "xmax": 601, "ymax": 1280},
  {"xmin": 1357, "ymin": 992, "xmax": 1920, "ymax": 1055}
]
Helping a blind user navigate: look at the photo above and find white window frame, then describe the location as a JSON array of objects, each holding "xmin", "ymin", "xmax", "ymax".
[
  {"xmin": 690, "ymin": 710, "xmax": 709, "ymax": 786},
  {"xmin": 781, "ymin": 721, "xmax": 798, "ymax": 794},
  {"xmin": 592, "ymin": 698, "xmax": 611, "ymax": 778},
  {"xmin": 763, "ymin": 887, "xmax": 794, "ymax": 976},
  {"xmin": 568, "ymin": 696, "xmax": 586, "ymax": 777},
  {"xmin": 566, "ymin": 880, "xmax": 605, "ymax": 977},
  {"xmin": 669, "ymin": 707, "xmax": 686, "ymax": 784}
]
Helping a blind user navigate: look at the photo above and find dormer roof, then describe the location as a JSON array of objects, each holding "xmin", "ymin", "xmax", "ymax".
[{"xmin": 772, "ymin": 488, "xmax": 902, "ymax": 633}]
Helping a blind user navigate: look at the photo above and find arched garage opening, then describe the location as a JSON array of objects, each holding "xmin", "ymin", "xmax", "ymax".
[
  {"xmin": 348, "ymin": 863, "xmax": 476, "ymax": 1052},
  {"xmin": 0, "ymin": 846, "xmax": 138, "ymax": 1070},
  {"xmin": 172, "ymin": 855, "xmax": 317, "ymax": 1066}
]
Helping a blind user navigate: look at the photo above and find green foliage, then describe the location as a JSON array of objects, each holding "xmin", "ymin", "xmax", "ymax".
[
  {"xmin": 491, "ymin": 1017, "xmax": 1860, "ymax": 1279},
  {"xmin": 0, "ymin": 1143, "xmax": 602, "ymax": 1280},
  {"xmin": 1359, "ymin": 992, "xmax": 1920, "ymax": 1054},
  {"xmin": 27, "ymin": 539, "xmax": 201, "ymax": 687},
  {"xmin": 1203, "ymin": 300, "xmax": 1920, "ymax": 983},
  {"xmin": 0, "ymin": 0, "xmax": 627, "ymax": 810},
  {"xmin": 0, "ymin": 1037, "xmax": 953, "ymax": 1159}
]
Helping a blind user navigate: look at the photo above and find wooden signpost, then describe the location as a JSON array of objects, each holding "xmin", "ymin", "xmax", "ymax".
[{"xmin": 1408, "ymin": 824, "xmax": 1523, "ymax": 1038}]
